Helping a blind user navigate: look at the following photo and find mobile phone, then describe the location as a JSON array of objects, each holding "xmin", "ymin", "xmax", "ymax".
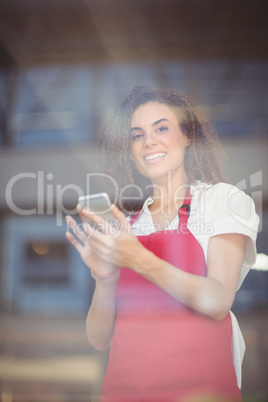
[{"xmin": 78, "ymin": 192, "xmax": 118, "ymax": 227}]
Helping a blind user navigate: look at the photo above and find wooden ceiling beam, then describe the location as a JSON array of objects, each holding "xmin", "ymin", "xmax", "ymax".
[{"xmin": 0, "ymin": 0, "xmax": 267, "ymax": 67}]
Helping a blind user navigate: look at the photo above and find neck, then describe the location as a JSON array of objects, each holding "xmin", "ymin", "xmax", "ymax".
[{"xmin": 149, "ymin": 170, "xmax": 189, "ymax": 212}]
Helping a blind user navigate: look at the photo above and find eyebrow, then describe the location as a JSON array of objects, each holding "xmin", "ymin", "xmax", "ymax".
[{"xmin": 129, "ymin": 118, "xmax": 169, "ymax": 133}]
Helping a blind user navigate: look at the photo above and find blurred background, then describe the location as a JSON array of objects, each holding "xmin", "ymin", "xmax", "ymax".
[{"xmin": 0, "ymin": 0, "xmax": 268, "ymax": 401}]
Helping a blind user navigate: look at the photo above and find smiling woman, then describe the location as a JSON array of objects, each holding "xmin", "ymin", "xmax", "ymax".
[
  {"xmin": 129, "ymin": 102, "xmax": 189, "ymax": 190},
  {"xmin": 66, "ymin": 86, "xmax": 259, "ymax": 402},
  {"xmin": 101, "ymin": 86, "xmax": 225, "ymax": 213}
]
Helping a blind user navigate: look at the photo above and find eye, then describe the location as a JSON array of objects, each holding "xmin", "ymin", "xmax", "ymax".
[
  {"xmin": 131, "ymin": 133, "xmax": 143, "ymax": 141},
  {"xmin": 156, "ymin": 126, "xmax": 168, "ymax": 133}
]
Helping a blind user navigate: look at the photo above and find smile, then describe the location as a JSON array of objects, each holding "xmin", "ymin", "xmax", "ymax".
[{"xmin": 144, "ymin": 152, "xmax": 167, "ymax": 161}]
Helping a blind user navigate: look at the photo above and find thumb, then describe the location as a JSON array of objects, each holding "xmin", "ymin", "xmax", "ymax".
[{"xmin": 111, "ymin": 204, "xmax": 131, "ymax": 232}]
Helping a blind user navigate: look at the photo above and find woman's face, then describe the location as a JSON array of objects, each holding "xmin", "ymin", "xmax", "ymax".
[{"xmin": 130, "ymin": 102, "xmax": 189, "ymax": 184}]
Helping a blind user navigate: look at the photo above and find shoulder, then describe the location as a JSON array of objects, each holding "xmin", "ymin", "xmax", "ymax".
[
  {"xmin": 190, "ymin": 181, "xmax": 257, "ymax": 220},
  {"xmin": 189, "ymin": 181, "xmax": 260, "ymax": 288},
  {"xmin": 191, "ymin": 181, "xmax": 248, "ymax": 201},
  {"xmin": 189, "ymin": 180, "xmax": 259, "ymax": 242}
]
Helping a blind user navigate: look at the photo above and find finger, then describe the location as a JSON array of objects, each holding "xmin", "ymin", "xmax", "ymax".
[
  {"xmin": 77, "ymin": 204, "xmax": 118, "ymax": 234},
  {"xmin": 68, "ymin": 211, "xmax": 111, "ymax": 243},
  {"xmin": 66, "ymin": 218, "xmax": 104, "ymax": 259},
  {"xmin": 66, "ymin": 215, "xmax": 88, "ymax": 243},
  {"xmin": 79, "ymin": 206, "xmax": 108, "ymax": 228},
  {"xmin": 89, "ymin": 235, "xmax": 115, "ymax": 263},
  {"xmin": 111, "ymin": 204, "xmax": 132, "ymax": 232},
  {"xmin": 65, "ymin": 231, "xmax": 84, "ymax": 254},
  {"xmin": 80, "ymin": 208, "xmax": 121, "ymax": 237},
  {"xmin": 77, "ymin": 204, "xmax": 96, "ymax": 226},
  {"xmin": 77, "ymin": 204, "xmax": 90, "ymax": 225}
]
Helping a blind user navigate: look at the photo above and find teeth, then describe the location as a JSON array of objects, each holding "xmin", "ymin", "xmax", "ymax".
[{"xmin": 145, "ymin": 153, "xmax": 166, "ymax": 161}]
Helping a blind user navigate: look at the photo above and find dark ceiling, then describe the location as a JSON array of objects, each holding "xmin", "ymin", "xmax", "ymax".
[{"xmin": 0, "ymin": 0, "xmax": 267, "ymax": 68}]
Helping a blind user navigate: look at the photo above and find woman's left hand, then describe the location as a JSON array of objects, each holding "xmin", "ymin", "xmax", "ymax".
[{"xmin": 81, "ymin": 204, "xmax": 143, "ymax": 269}]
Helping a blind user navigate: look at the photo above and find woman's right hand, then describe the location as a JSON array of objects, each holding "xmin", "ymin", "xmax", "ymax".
[{"xmin": 65, "ymin": 210, "xmax": 120, "ymax": 283}]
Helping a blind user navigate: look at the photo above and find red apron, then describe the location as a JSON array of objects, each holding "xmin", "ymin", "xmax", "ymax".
[{"xmin": 100, "ymin": 192, "xmax": 241, "ymax": 402}]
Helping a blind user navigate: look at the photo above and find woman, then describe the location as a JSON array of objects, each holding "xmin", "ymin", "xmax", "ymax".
[{"xmin": 66, "ymin": 86, "xmax": 259, "ymax": 402}]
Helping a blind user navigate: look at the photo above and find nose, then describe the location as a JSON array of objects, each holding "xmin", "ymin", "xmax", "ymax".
[{"xmin": 144, "ymin": 131, "xmax": 157, "ymax": 147}]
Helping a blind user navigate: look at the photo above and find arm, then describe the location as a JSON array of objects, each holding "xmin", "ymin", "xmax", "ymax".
[
  {"xmin": 86, "ymin": 206, "xmax": 247, "ymax": 320},
  {"xmin": 65, "ymin": 212, "xmax": 120, "ymax": 350},
  {"xmin": 86, "ymin": 275, "xmax": 118, "ymax": 351},
  {"xmin": 134, "ymin": 233, "xmax": 247, "ymax": 320}
]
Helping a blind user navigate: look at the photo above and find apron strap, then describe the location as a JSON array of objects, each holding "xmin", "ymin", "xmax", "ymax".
[
  {"xmin": 129, "ymin": 209, "xmax": 142, "ymax": 226},
  {"xmin": 130, "ymin": 187, "xmax": 192, "ymax": 226},
  {"xmin": 178, "ymin": 188, "xmax": 192, "ymax": 218}
]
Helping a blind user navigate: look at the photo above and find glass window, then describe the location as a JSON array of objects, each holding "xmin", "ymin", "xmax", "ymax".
[
  {"xmin": 11, "ymin": 66, "xmax": 94, "ymax": 147},
  {"xmin": 22, "ymin": 241, "xmax": 70, "ymax": 285}
]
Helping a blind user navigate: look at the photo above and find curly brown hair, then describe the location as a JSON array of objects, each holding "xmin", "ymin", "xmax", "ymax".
[{"xmin": 100, "ymin": 86, "xmax": 225, "ymax": 213}]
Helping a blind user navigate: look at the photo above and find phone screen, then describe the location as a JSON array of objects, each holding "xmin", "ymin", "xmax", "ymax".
[{"xmin": 78, "ymin": 193, "xmax": 118, "ymax": 226}]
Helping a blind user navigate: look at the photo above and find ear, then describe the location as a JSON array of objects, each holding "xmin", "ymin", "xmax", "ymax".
[{"xmin": 185, "ymin": 135, "xmax": 191, "ymax": 147}]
